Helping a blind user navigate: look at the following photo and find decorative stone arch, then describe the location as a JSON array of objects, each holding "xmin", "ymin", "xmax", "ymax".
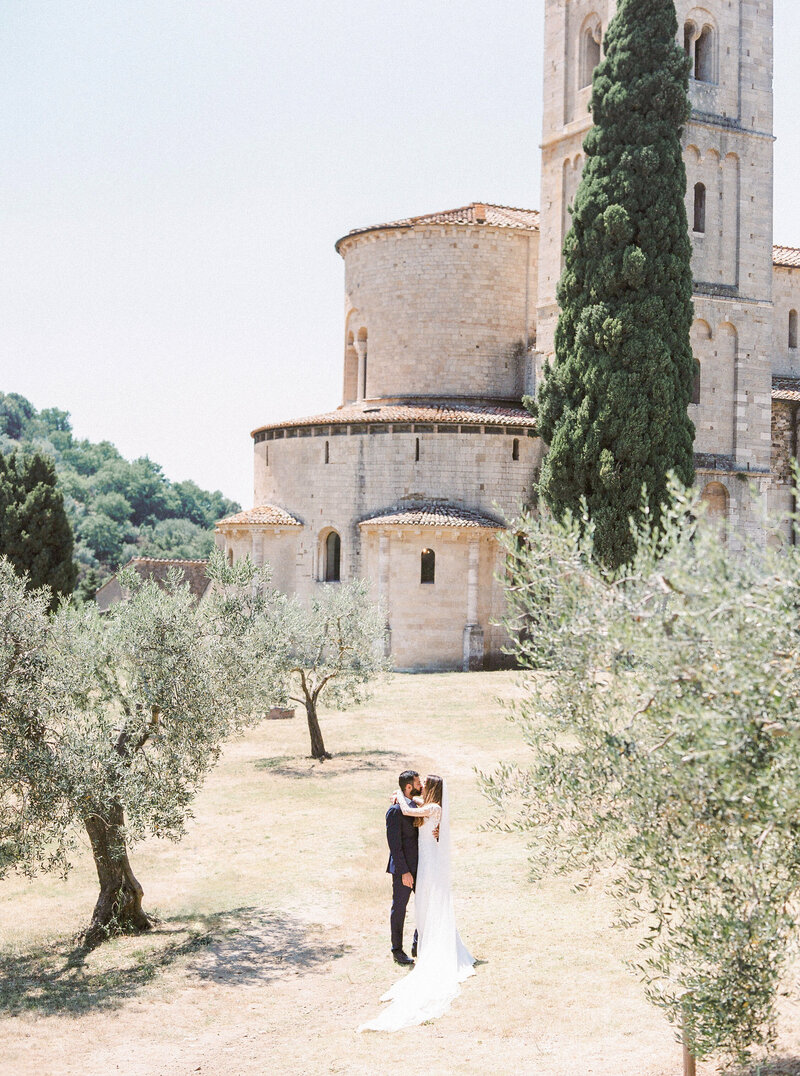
[
  {"xmin": 701, "ymin": 481, "xmax": 729, "ymax": 527},
  {"xmin": 685, "ymin": 144, "xmax": 702, "ymax": 165},
  {"xmin": 717, "ymin": 319, "xmax": 738, "ymax": 346},
  {"xmin": 318, "ymin": 527, "xmax": 342, "ymax": 583},
  {"xmin": 789, "ymin": 309, "xmax": 798, "ymax": 350},
  {"xmin": 692, "ymin": 318, "xmax": 713, "ymax": 343},
  {"xmin": 579, "ymin": 13, "xmax": 602, "ymax": 89}
]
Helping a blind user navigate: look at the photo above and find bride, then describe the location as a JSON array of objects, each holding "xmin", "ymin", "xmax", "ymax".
[{"xmin": 359, "ymin": 774, "xmax": 475, "ymax": 1032}]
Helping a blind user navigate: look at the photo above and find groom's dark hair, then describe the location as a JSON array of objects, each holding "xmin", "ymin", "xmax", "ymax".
[{"xmin": 398, "ymin": 769, "xmax": 419, "ymax": 792}]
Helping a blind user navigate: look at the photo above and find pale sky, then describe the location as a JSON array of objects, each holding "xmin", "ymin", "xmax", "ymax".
[{"xmin": 3, "ymin": 1, "xmax": 800, "ymax": 508}]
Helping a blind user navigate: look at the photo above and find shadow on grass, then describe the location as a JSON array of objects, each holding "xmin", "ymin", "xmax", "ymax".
[
  {"xmin": 0, "ymin": 906, "xmax": 348, "ymax": 1018},
  {"xmin": 254, "ymin": 748, "xmax": 405, "ymax": 778}
]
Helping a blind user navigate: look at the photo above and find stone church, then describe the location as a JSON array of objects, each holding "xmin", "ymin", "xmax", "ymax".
[{"xmin": 217, "ymin": 0, "xmax": 799, "ymax": 672}]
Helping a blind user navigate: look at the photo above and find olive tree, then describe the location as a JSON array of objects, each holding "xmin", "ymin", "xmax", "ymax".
[
  {"xmin": 482, "ymin": 487, "xmax": 800, "ymax": 1067},
  {"xmin": 0, "ymin": 550, "xmax": 287, "ymax": 946},
  {"xmin": 281, "ymin": 580, "xmax": 390, "ymax": 760}
]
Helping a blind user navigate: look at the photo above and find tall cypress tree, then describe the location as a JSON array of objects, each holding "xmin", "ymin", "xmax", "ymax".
[
  {"xmin": 535, "ymin": 0, "xmax": 696, "ymax": 568},
  {"xmin": 0, "ymin": 451, "xmax": 77, "ymax": 608}
]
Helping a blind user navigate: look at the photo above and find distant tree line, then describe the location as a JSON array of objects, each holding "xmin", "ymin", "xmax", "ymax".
[{"xmin": 0, "ymin": 391, "xmax": 240, "ymax": 598}]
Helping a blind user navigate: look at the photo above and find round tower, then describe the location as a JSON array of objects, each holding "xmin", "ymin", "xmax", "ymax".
[{"xmin": 335, "ymin": 203, "xmax": 540, "ymax": 407}]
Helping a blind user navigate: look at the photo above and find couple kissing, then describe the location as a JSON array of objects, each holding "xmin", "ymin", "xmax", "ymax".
[{"xmin": 358, "ymin": 768, "xmax": 476, "ymax": 1033}]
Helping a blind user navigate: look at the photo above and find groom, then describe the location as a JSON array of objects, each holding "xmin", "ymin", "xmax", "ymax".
[{"xmin": 386, "ymin": 768, "xmax": 421, "ymax": 967}]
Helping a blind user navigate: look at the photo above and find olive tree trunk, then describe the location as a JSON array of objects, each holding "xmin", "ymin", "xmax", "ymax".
[
  {"xmin": 292, "ymin": 669, "xmax": 333, "ymax": 760},
  {"xmin": 304, "ymin": 697, "xmax": 331, "ymax": 761},
  {"xmin": 83, "ymin": 801, "xmax": 153, "ymax": 948}
]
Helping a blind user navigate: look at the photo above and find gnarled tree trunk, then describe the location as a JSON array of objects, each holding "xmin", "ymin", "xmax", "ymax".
[
  {"xmin": 304, "ymin": 697, "xmax": 331, "ymax": 760},
  {"xmin": 83, "ymin": 801, "xmax": 153, "ymax": 948}
]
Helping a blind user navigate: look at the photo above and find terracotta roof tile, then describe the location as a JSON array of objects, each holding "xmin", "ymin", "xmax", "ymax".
[
  {"xmin": 359, "ymin": 501, "xmax": 504, "ymax": 529},
  {"xmin": 216, "ymin": 504, "xmax": 304, "ymax": 528},
  {"xmin": 252, "ymin": 402, "xmax": 536, "ymax": 437},
  {"xmin": 773, "ymin": 376, "xmax": 800, "ymax": 402},
  {"xmin": 337, "ymin": 203, "xmax": 540, "ymax": 248},
  {"xmin": 774, "ymin": 246, "xmax": 800, "ymax": 268}
]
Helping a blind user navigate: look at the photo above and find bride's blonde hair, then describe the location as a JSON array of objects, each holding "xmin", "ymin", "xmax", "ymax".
[{"xmin": 413, "ymin": 774, "xmax": 443, "ymax": 828}]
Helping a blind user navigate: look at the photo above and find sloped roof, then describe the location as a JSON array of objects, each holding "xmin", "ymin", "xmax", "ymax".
[
  {"xmin": 773, "ymin": 376, "xmax": 800, "ymax": 402},
  {"xmin": 252, "ymin": 402, "xmax": 536, "ymax": 437},
  {"xmin": 336, "ymin": 203, "xmax": 541, "ymax": 249},
  {"xmin": 359, "ymin": 502, "xmax": 505, "ymax": 529},
  {"xmin": 216, "ymin": 504, "xmax": 304, "ymax": 528},
  {"xmin": 773, "ymin": 246, "xmax": 800, "ymax": 269}
]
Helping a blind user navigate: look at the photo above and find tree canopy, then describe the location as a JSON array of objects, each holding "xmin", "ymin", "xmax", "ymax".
[
  {"xmin": 0, "ymin": 391, "xmax": 240, "ymax": 594},
  {"xmin": 0, "ymin": 550, "xmax": 287, "ymax": 945},
  {"xmin": 533, "ymin": 0, "xmax": 696, "ymax": 567},
  {"xmin": 0, "ymin": 451, "xmax": 77, "ymax": 608},
  {"xmin": 484, "ymin": 489, "xmax": 800, "ymax": 1066},
  {"xmin": 281, "ymin": 580, "xmax": 390, "ymax": 760}
]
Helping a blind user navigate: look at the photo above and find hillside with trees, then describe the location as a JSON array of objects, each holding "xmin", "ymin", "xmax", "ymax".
[{"xmin": 0, "ymin": 391, "xmax": 240, "ymax": 598}]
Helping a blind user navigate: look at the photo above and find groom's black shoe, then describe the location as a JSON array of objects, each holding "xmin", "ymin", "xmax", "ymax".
[{"xmin": 392, "ymin": 949, "xmax": 414, "ymax": 967}]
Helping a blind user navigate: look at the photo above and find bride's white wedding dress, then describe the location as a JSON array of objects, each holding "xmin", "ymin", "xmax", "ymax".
[{"xmin": 359, "ymin": 779, "xmax": 475, "ymax": 1032}]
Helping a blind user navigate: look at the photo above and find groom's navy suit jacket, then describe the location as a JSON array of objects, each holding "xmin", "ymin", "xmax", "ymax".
[{"xmin": 385, "ymin": 800, "xmax": 419, "ymax": 878}]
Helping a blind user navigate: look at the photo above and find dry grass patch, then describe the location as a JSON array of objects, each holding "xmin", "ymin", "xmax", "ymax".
[{"xmin": 1, "ymin": 671, "xmax": 798, "ymax": 1075}]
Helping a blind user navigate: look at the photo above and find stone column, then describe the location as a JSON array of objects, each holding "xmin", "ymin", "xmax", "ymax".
[
  {"xmin": 251, "ymin": 530, "xmax": 264, "ymax": 565},
  {"xmin": 354, "ymin": 338, "xmax": 368, "ymax": 401},
  {"xmin": 462, "ymin": 537, "xmax": 484, "ymax": 671},
  {"xmin": 377, "ymin": 531, "xmax": 391, "ymax": 656}
]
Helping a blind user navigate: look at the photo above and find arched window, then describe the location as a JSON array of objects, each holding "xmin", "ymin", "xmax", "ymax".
[
  {"xmin": 324, "ymin": 531, "xmax": 341, "ymax": 582},
  {"xmin": 695, "ymin": 25, "xmax": 714, "ymax": 82},
  {"xmin": 415, "ymin": 437, "xmax": 420, "ymax": 462},
  {"xmin": 790, "ymin": 310, "xmax": 798, "ymax": 350},
  {"xmin": 420, "ymin": 548, "xmax": 435, "ymax": 585},
  {"xmin": 512, "ymin": 438, "xmax": 520, "ymax": 461},
  {"xmin": 579, "ymin": 21, "xmax": 601, "ymax": 88},
  {"xmin": 227, "ymin": 548, "xmax": 234, "ymax": 567},
  {"xmin": 692, "ymin": 359, "xmax": 701, "ymax": 406},
  {"xmin": 324, "ymin": 440, "xmax": 330, "ymax": 464},
  {"xmin": 685, "ymin": 21, "xmax": 715, "ymax": 83},
  {"xmin": 693, "ymin": 183, "xmax": 706, "ymax": 233}
]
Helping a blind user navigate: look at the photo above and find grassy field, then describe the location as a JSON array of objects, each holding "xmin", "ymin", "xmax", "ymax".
[{"xmin": 1, "ymin": 671, "xmax": 799, "ymax": 1076}]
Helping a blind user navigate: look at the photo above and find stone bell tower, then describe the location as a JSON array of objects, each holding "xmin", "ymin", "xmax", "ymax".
[{"xmin": 536, "ymin": 0, "xmax": 775, "ymax": 537}]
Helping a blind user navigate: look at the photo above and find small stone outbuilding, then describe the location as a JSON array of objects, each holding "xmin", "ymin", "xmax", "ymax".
[{"xmin": 96, "ymin": 557, "xmax": 211, "ymax": 613}]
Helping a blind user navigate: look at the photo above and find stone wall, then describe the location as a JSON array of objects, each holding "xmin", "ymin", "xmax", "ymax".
[
  {"xmin": 359, "ymin": 526, "xmax": 507, "ymax": 671},
  {"xmin": 253, "ymin": 425, "xmax": 541, "ymax": 562},
  {"xmin": 772, "ymin": 267, "xmax": 800, "ymax": 377}
]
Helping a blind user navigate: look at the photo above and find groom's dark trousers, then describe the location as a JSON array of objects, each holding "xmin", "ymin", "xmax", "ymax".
[{"xmin": 386, "ymin": 801, "xmax": 419, "ymax": 953}]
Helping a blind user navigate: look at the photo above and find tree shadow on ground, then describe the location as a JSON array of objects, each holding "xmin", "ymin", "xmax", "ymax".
[
  {"xmin": 254, "ymin": 748, "xmax": 404, "ymax": 779},
  {"xmin": 733, "ymin": 1060, "xmax": 800, "ymax": 1076},
  {"xmin": 0, "ymin": 906, "xmax": 347, "ymax": 1018}
]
